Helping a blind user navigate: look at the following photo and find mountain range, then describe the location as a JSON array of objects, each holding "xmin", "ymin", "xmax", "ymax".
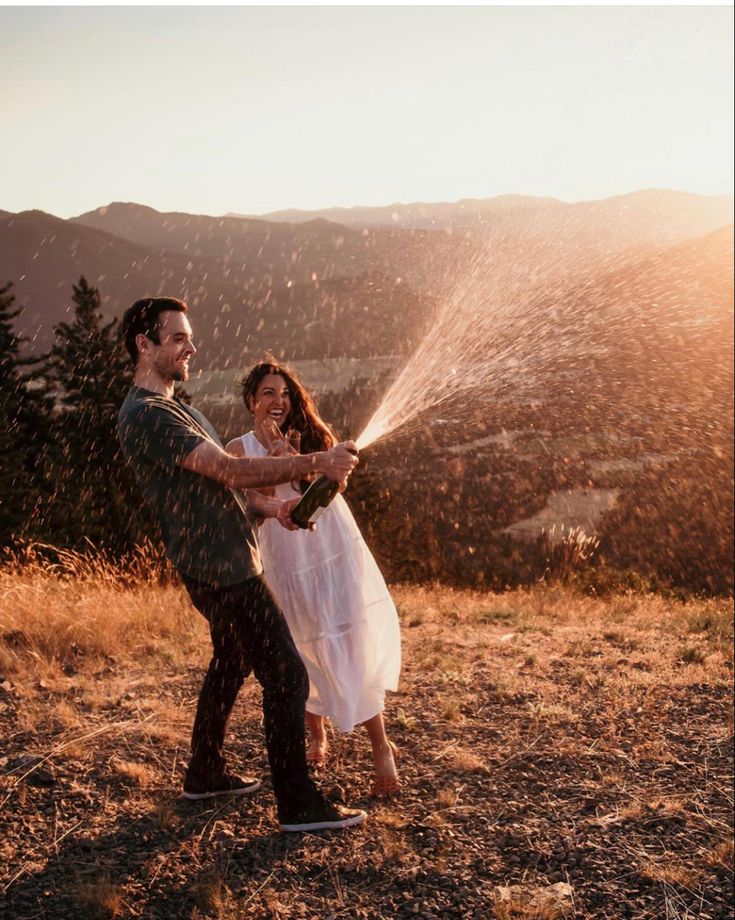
[
  {"xmin": 0, "ymin": 190, "xmax": 731, "ymax": 369},
  {"xmin": 234, "ymin": 188, "xmax": 732, "ymax": 239}
]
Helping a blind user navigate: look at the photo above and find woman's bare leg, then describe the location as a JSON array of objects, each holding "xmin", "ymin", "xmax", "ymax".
[
  {"xmin": 363, "ymin": 712, "xmax": 399, "ymax": 786},
  {"xmin": 305, "ymin": 711, "xmax": 328, "ymax": 765}
]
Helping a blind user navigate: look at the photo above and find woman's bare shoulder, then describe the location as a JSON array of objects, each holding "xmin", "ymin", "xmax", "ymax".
[{"xmin": 224, "ymin": 434, "xmax": 247, "ymax": 456}]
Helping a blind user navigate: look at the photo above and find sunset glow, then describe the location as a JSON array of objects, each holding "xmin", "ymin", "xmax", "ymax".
[{"xmin": 1, "ymin": 5, "xmax": 732, "ymax": 219}]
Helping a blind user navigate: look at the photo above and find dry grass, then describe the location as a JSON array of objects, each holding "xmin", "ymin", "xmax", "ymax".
[
  {"xmin": 190, "ymin": 871, "xmax": 229, "ymax": 915},
  {"xmin": 73, "ymin": 873, "xmax": 124, "ymax": 919},
  {"xmin": 526, "ymin": 701, "xmax": 581, "ymax": 724},
  {"xmin": 393, "ymin": 583, "xmax": 732, "ymax": 658},
  {"xmin": 449, "ymin": 749, "xmax": 488, "ymax": 774},
  {"xmin": 435, "ymin": 787, "xmax": 458, "ymax": 808},
  {"xmin": 493, "ymin": 884, "xmax": 573, "ymax": 919},
  {"xmin": 111, "ymin": 759, "xmax": 156, "ymax": 787},
  {"xmin": 1, "ymin": 551, "xmax": 731, "ymax": 683},
  {"xmin": 372, "ymin": 806, "xmax": 407, "ymax": 828},
  {"xmin": 639, "ymin": 860, "xmax": 704, "ymax": 888},
  {"xmin": 439, "ymin": 698, "xmax": 464, "ymax": 722},
  {"xmin": 1, "ymin": 549, "xmax": 732, "ymax": 920},
  {"xmin": 704, "ymin": 837, "xmax": 735, "ymax": 873},
  {"xmin": 393, "ymin": 707, "xmax": 416, "ymax": 731},
  {"xmin": 0, "ymin": 544, "xmax": 205, "ymax": 676},
  {"xmin": 494, "ymin": 904, "xmax": 568, "ymax": 920},
  {"xmin": 51, "ymin": 699, "xmax": 84, "ymax": 730}
]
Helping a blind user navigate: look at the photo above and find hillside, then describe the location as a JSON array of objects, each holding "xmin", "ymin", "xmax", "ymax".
[
  {"xmin": 0, "ymin": 209, "xmax": 436, "ymax": 363},
  {"xmin": 0, "ymin": 564, "xmax": 732, "ymax": 920},
  {"xmin": 72, "ymin": 202, "xmax": 371, "ymax": 273},
  {"xmin": 314, "ymin": 223, "xmax": 734, "ymax": 593},
  {"xmin": 0, "ymin": 209, "xmax": 242, "ymax": 357},
  {"xmin": 1, "ymin": 192, "xmax": 731, "ymax": 365},
  {"xmin": 1, "ymin": 197, "xmax": 731, "ymax": 594}
]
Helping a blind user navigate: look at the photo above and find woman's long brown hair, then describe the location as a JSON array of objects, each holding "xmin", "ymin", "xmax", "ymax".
[{"xmin": 239, "ymin": 360, "xmax": 337, "ymax": 456}]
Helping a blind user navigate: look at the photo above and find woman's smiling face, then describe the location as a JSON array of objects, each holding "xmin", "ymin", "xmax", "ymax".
[{"xmin": 251, "ymin": 373, "xmax": 292, "ymax": 431}]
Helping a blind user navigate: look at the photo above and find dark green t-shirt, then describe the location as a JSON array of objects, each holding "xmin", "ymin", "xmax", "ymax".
[{"xmin": 117, "ymin": 386, "xmax": 262, "ymax": 586}]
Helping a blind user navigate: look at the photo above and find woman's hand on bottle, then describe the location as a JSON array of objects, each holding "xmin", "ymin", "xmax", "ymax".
[{"xmin": 275, "ymin": 497, "xmax": 301, "ymax": 531}]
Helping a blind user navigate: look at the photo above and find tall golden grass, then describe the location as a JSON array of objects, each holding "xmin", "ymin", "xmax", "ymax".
[
  {"xmin": 0, "ymin": 543, "xmax": 203, "ymax": 676},
  {"xmin": 0, "ymin": 543, "xmax": 732, "ymax": 679}
]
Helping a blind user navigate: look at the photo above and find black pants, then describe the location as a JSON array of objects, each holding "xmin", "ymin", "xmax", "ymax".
[{"xmin": 182, "ymin": 572, "xmax": 320, "ymax": 821}]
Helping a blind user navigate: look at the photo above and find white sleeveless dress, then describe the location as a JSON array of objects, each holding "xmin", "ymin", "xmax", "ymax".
[{"xmin": 240, "ymin": 432, "xmax": 401, "ymax": 732}]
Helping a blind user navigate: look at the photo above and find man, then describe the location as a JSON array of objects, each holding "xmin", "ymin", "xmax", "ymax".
[{"xmin": 117, "ymin": 296, "xmax": 366, "ymax": 833}]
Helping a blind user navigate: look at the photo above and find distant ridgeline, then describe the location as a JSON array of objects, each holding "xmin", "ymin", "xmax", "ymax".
[
  {"xmin": 0, "ymin": 192, "xmax": 732, "ymax": 594},
  {"xmin": 2, "ymin": 190, "xmax": 732, "ymax": 361}
]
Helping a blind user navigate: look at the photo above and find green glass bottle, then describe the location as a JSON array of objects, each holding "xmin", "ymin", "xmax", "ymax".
[
  {"xmin": 290, "ymin": 475, "xmax": 341, "ymax": 529},
  {"xmin": 290, "ymin": 448, "xmax": 357, "ymax": 529}
]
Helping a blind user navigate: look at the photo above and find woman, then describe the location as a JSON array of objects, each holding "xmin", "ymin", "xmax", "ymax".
[{"xmin": 225, "ymin": 361, "xmax": 401, "ymax": 796}]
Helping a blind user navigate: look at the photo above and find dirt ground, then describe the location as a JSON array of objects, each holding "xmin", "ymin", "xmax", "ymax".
[{"xmin": 1, "ymin": 585, "xmax": 732, "ymax": 920}]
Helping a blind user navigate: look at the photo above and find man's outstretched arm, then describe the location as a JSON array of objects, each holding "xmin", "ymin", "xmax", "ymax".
[{"xmin": 180, "ymin": 439, "xmax": 357, "ymax": 490}]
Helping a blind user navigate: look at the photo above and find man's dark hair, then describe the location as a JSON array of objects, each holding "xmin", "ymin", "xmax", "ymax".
[{"xmin": 122, "ymin": 297, "xmax": 188, "ymax": 363}]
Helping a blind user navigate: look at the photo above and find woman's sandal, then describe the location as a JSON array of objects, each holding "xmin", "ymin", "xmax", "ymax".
[{"xmin": 371, "ymin": 741, "xmax": 400, "ymax": 798}]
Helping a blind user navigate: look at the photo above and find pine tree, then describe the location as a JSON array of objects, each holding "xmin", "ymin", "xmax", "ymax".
[
  {"xmin": 45, "ymin": 277, "xmax": 144, "ymax": 552},
  {"xmin": 0, "ymin": 282, "xmax": 55, "ymax": 546}
]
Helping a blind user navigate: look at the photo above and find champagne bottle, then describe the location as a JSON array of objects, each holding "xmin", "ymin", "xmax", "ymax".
[{"xmin": 290, "ymin": 448, "xmax": 357, "ymax": 529}]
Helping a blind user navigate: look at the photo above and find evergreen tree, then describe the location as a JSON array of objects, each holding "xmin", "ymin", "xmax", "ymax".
[
  {"xmin": 44, "ymin": 277, "xmax": 145, "ymax": 552},
  {"xmin": 0, "ymin": 282, "xmax": 56, "ymax": 546}
]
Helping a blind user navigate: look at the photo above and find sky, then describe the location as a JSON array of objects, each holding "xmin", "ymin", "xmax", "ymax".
[{"xmin": 1, "ymin": 5, "xmax": 733, "ymax": 219}]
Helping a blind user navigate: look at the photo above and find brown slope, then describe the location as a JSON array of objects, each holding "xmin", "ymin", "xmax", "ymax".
[
  {"xmin": 588, "ymin": 223, "xmax": 734, "ymax": 429},
  {"xmin": 0, "ymin": 209, "xmax": 271, "ymax": 361},
  {"xmin": 0, "ymin": 210, "xmax": 436, "ymax": 366},
  {"xmin": 374, "ymin": 222, "xmax": 734, "ymax": 457},
  {"xmin": 4, "ymin": 204, "xmax": 730, "ymax": 374},
  {"xmin": 494, "ymin": 222, "xmax": 735, "ymax": 449},
  {"xmin": 1, "ymin": 209, "xmax": 158, "ymax": 344},
  {"xmin": 71, "ymin": 194, "xmax": 732, "ymax": 310},
  {"xmin": 526, "ymin": 222, "xmax": 734, "ymax": 329},
  {"xmin": 240, "ymin": 190, "xmax": 734, "ymax": 308},
  {"xmin": 71, "ymin": 202, "xmax": 372, "ymax": 276},
  {"xmin": 233, "ymin": 271, "xmax": 437, "ymax": 363},
  {"xmin": 71, "ymin": 201, "xmax": 475, "ymax": 295}
]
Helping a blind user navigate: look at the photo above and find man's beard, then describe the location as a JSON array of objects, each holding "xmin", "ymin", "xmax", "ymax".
[{"xmin": 156, "ymin": 356, "xmax": 189, "ymax": 382}]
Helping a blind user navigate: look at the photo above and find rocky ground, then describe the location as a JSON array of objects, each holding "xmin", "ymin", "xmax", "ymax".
[{"xmin": 1, "ymin": 586, "xmax": 733, "ymax": 920}]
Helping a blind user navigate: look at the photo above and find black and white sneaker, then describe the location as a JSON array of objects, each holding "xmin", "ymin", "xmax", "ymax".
[
  {"xmin": 279, "ymin": 801, "xmax": 367, "ymax": 833},
  {"xmin": 182, "ymin": 772, "xmax": 261, "ymax": 800}
]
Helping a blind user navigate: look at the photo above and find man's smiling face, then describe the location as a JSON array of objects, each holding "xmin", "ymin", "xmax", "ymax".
[{"xmin": 147, "ymin": 310, "xmax": 197, "ymax": 383}]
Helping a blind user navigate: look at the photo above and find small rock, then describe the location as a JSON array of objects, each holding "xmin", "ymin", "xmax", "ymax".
[{"xmin": 494, "ymin": 882, "xmax": 574, "ymax": 918}]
